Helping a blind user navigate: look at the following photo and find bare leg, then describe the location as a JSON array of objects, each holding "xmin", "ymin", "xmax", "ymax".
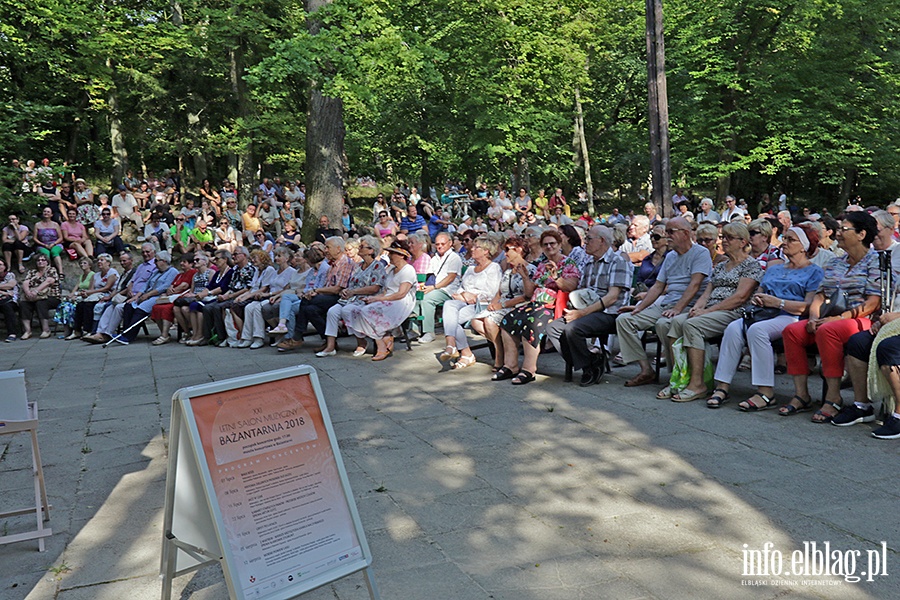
[
  {"xmin": 684, "ymin": 346, "xmax": 708, "ymax": 394},
  {"xmin": 792, "ymin": 374, "xmax": 811, "ymax": 404},
  {"xmin": 881, "ymin": 365, "xmax": 900, "ymax": 411},
  {"xmin": 521, "ymin": 341, "xmax": 540, "ymax": 374},
  {"xmin": 160, "ymin": 319, "xmax": 174, "ymax": 339},
  {"xmin": 173, "ymin": 307, "xmax": 190, "ymax": 336},
  {"xmin": 53, "ymin": 254, "xmax": 64, "ymax": 275},
  {"xmin": 484, "ymin": 320, "xmax": 503, "ymax": 368},
  {"xmin": 500, "ymin": 329, "xmax": 519, "ymax": 370},
  {"xmin": 847, "ymin": 355, "xmax": 869, "ymax": 404},
  {"xmin": 189, "ymin": 311, "xmax": 204, "ymax": 340}
]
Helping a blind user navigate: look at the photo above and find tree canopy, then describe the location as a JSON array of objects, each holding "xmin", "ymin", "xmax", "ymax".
[{"xmin": 2, "ymin": 0, "xmax": 899, "ymax": 209}]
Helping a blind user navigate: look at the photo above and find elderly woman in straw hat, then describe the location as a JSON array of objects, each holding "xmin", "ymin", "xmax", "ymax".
[{"xmin": 342, "ymin": 239, "xmax": 418, "ymax": 361}]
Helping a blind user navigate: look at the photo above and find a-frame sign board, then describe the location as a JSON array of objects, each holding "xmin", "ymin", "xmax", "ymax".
[{"xmin": 160, "ymin": 365, "xmax": 379, "ymax": 600}]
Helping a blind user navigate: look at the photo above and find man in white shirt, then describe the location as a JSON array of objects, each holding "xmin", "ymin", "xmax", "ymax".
[
  {"xmin": 621, "ymin": 215, "xmax": 652, "ymax": 265},
  {"xmin": 112, "ymin": 184, "xmax": 144, "ymax": 229},
  {"xmin": 418, "ymin": 232, "xmax": 463, "ymax": 343},
  {"xmin": 671, "ymin": 188, "xmax": 688, "ymax": 213},
  {"xmin": 719, "ymin": 195, "xmax": 744, "ymax": 223}
]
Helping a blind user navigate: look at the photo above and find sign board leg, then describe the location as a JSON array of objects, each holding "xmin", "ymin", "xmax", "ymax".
[{"xmin": 364, "ymin": 568, "xmax": 381, "ymax": 600}]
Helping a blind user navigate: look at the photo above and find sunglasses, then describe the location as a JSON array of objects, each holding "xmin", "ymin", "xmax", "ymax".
[
  {"xmin": 748, "ymin": 230, "xmax": 761, "ymax": 236},
  {"xmin": 697, "ymin": 237, "xmax": 716, "ymax": 244},
  {"xmin": 176, "ymin": 218, "xmax": 185, "ymax": 222},
  {"xmin": 650, "ymin": 234, "xmax": 664, "ymax": 241}
]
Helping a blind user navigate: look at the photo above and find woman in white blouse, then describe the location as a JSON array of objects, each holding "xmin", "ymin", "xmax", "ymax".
[{"xmin": 439, "ymin": 237, "xmax": 502, "ymax": 369}]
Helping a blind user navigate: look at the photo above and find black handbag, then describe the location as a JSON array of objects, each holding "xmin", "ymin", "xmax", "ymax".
[
  {"xmin": 741, "ymin": 306, "xmax": 781, "ymax": 332},
  {"xmin": 819, "ymin": 287, "xmax": 849, "ymax": 318}
]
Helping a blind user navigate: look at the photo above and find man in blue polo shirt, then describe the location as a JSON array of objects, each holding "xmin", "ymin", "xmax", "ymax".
[
  {"xmin": 400, "ymin": 204, "xmax": 427, "ymax": 235},
  {"xmin": 428, "ymin": 206, "xmax": 451, "ymax": 240}
]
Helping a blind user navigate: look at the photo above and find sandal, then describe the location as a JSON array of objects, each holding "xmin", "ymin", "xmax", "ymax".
[
  {"xmin": 452, "ymin": 355, "xmax": 477, "ymax": 370},
  {"xmin": 778, "ymin": 395, "xmax": 812, "ymax": 416},
  {"xmin": 812, "ymin": 401, "xmax": 841, "ymax": 424},
  {"xmin": 152, "ymin": 336, "xmax": 171, "ymax": 346},
  {"xmin": 738, "ymin": 393, "xmax": 777, "ymax": 412},
  {"xmin": 492, "ymin": 367, "xmax": 516, "ymax": 381},
  {"xmin": 511, "ymin": 370, "xmax": 535, "ymax": 385},
  {"xmin": 491, "ymin": 365, "xmax": 502, "ymax": 373},
  {"xmin": 372, "ymin": 349, "xmax": 392, "ymax": 361},
  {"xmin": 672, "ymin": 388, "xmax": 706, "ymax": 402},
  {"xmin": 774, "ymin": 365, "xmax": 787, "ymax": 375},
  {"xmin": 439, "ymin": 346, "xmax": 459, "ymax": 362},
  {"xmin": 706, "ymin": 388, "xmax": 730, "ymax": 409},
  {"xmin": 656, "ymin": 385, "xmax": 675, "ymax": 399}
]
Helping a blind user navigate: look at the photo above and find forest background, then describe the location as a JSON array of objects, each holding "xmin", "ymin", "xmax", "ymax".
[{"xmin": 2, "ymin": 0, "xmax": 899, "ymax": 223}]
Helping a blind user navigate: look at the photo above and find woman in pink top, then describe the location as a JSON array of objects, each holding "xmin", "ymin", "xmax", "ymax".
[
  {"xmin": 375, "ymin": 210, "xmax": 399, "ymax": 239},
  {"xmin": 61, "ymin": 208, "xmax": 93, "ymax": 259}
]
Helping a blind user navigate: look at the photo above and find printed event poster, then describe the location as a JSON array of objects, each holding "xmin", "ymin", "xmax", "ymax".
[{"xmin": 188, "ymin": 372, "xmax": 363, "ymax": 598}]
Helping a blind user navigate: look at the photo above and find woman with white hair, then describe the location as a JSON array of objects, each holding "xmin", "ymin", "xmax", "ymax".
[
  {"xmin": 234, "ymin": 246, "xmax": 297, "ymax": 349},
  {"xmin": 231, "ymin": 249, "xmax": 278, "ymax": 348},
  {"xmin": 696, "ymin": 198, "xmax": 720, "ymax": 224},
  {"xmin": 408, "ymin": 232, "xmax": 432, "ymax": 274},
  {"xmin": 439, "ymin": 237, "xmax": 502, "ymax": 369}
]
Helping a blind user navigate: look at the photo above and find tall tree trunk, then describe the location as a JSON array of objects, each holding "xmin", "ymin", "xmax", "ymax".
[
  {"xmin": 229, "ymin": 43, "xmax": 254, "ymax": 208},
  {"xmin": 839, "ymin": 168, "xmax": 857, "ymax": 204},
  {"xmin": 66, "ymin": 91, "xmax": 90, "ymax": 164},
  {"xmin": 645, "ymin": 0, "xmax": 671, "ymax": 217},
  {"xmin": 419, "ymin": 151, "xmax": 432, "ymax": 203},
  {"xmin": 302, "ymin": 0, "xmax": 346, "ymax": 243},
  {"xmin": 574, "ymin": 88, "xmax": 595, "ymax": 215},
  {"xmin": 514, "ymin": 150, "xmax": 530, "ymax": 194},
  {"xmin": 106, "ymin": 58, "xmax": 128, "ymax": 187},
  {"xmin": 228, "ymin": 155, "xmax": 239, "ymax": 187}
]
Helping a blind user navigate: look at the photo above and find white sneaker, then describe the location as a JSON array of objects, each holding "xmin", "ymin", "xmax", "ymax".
[
  {"xmin": 315, "ymin": 349, "xmax": 337, "ymax": 357},
  {"xmin": 249, "ymin": 339, "xmax": 265, "ymax": 350},
  {"xmin": 236, "ymin": 339, "xmax": 252, "ymax": 348},
  {"xmin": 217, "ymin": 340, "xmax": 230, "ymax": 348},
  {"xmin": 419, "ymin": 332, "xmax": 435, "ymax": 343}
]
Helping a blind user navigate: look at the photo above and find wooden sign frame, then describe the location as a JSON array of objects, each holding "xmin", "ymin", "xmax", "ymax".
[{"xmin": 160, "ymin": 365, "xmax": 378, "ymax": 600}]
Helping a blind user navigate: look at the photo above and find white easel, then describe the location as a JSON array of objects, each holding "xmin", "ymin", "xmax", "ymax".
[{"xmin": 0, "ymin": 400, "xmax": 52, "ymax": 551}]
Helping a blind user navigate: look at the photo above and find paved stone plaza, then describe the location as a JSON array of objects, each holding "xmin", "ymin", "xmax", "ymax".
[{"xmin": 0, "ymin": 336, "xmax": 897, "ymax": 599}]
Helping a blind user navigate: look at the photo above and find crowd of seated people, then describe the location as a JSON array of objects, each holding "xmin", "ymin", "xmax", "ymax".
[{"xmin": 6, "ymin": 167, "xmax": 900, "ymax": 440}]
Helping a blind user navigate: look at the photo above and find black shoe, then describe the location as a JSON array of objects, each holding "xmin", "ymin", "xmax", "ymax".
[
  {"xmin": 579, "ymin": 367, "xmax": 599, "ymax": 387},
  {"xmin": 872, "ymin": 415, "xmax": 900, "ymax": 439},
  {"xmin": 832, "ymin": 403, "xmax": 876, "ymax": 427}
]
